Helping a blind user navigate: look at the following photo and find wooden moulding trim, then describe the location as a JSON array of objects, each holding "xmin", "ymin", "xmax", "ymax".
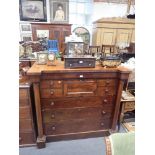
[
  {"xmin": 105, "ymin": 137, "xmax": 112, "ymax": 155},
  {"xmin": 31, "ymin": 23, "xmax": 72, "ymax": 26}
]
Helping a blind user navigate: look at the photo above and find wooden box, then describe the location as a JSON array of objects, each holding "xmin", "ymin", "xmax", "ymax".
[{"xmin": 64, "ymin": 56, "xmax": 96, "ymax": 68}]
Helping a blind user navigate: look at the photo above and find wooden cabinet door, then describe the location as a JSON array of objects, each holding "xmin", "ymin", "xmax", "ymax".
[
  {"xmin": 116, "ymin": 29, "xmax": 132, "ymax": 44},
  {"xmin": 97, "ymin": 28, "xmax": 116, "ymax": 45}
]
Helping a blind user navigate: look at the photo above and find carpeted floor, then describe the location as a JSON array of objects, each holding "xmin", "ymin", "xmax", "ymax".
[{"xmin": 19, "ymin": 125, "xmax": 126, "ymax": 155}]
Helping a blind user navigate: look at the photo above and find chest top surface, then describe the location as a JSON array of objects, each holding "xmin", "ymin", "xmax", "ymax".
[{"xmin": 27, "ymin": 61, "xmax": 131, "ymax": 75}]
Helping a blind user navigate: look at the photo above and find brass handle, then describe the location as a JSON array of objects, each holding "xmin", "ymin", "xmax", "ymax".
[
  {"xmin": 101, "ymin": 122, "xmax": 104, "ymax": 126},
  {"xmin": 101, "ymin": 111, "xmax": 106, "ymax": 115},
  {"xmin": 50, "ymin": 89, "xmax": 54, "ymax": 95},
  {"xmin": 51, "ymin": 114, "xmax": 55, "ymax": 119},
  {"xmin": 103, "ymin": 99, "xmax": 108, "ymax": 103},
  {"xmin": 50, "ymin": 102, "xmax": 55, "ymax": 106},
  {"xmin": 52, "ymin": 126, "xmax": 56, "ymax": 130}
]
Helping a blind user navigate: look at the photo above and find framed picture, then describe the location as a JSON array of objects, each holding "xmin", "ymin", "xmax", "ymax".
[
  {"xmin": 49, "ymin": 0, "xmax": 69, "ymax": 23},
  {"xmin": 19, "ymin": 0, "xmax": 47, "ymax": 21},
  {"xmin": 20, "ymin": 33, "xmax": 32, "ymax": 42},
  {"xmin": 20, "ymin": 23, "xmax": 31, "ymax": 33},
  {"xmin": 37, "ymin": 52, "xmax": 48, "ymax": 64},
  {"xmin": 36, "ymin": 30, "xmax": 49, "ymax": 39}
]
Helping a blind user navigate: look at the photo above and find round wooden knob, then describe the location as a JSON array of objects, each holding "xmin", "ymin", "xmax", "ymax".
[
  {"xmin": 89, "ymin": 64, "xmax": 91, "ymax": 66},
  {"xmin": 105, "ymin": 89, "xmax": 109, "ymax": 93},
  {"xmin": 103, "ymin": 99, "xmax": 108, "ymax": 103},
  {"xmin": 50, "ymin": 102, "xmax": 54, "ymax": 106},
  {"xmin": 50, "ymin": 81, "xmax": 54, "ymax": 85},
  {"xmin": 58, "ymin": 81, "xmax": 62, "ymax": 84},
  {"xmin": 51, "ymin": 90, "xmax": 54, "ymax": 95},
  {"xmin": 101, "ymin": 123, "xmax": 104, "ymax": 126},
  {"xmin": 106, "ymin": 81, "xmax": 110, "ymax": 85},
  {"xmin": 52, "ymin": 126, "xmax": 56, "ymax": 130},
  {"xmin": 101, "ymin": 111, "xmax": 106, "ymax": 115},
  {"xmin": 51, "ymin": 114, "xmax": 55, "ymax": 118}
]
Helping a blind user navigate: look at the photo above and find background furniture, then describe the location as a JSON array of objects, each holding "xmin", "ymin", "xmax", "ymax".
[
  {"xmin": 105, "ymin": 132, "xmax": 135, "ymax": 155},
  {"xmin": 19, "ymin": 83, "xmax": 36, "ymax": 147},
  {"xmin": 101, "ymin": 45, "xmax": 116, "ymax": 56},
  {"xmin": 92, "ymin": 17, "xmax": 135, "ymax": 46},
  {"xmin": 31, "ymin": 23, "xmax": 72, "ymax": 53},
  {"xmin": 88, "ymin": 45, "xmax": 101, "ymax": 56},
  {"xmin": 27, "ymin": 61, "xmax": 130, "ymax": 148}
]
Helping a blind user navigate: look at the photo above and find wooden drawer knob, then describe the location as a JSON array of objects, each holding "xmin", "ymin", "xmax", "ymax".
[
  {"xmin": 52, "ymin": 126, "xmax": 56, "ymax": 131},
  {"xmin": 100, "ymin": 122, "xmax": 104, "ymax": 126},
  {"xmin": 50, "ymin": 102, "xmax": 55, "ymax": 106},
  {"xmin": 103, "ymin": 99, "xmax": 108, "ymax": 103},
  {"xmin": 50, "ymin": 90, "xmax": 54, "ymax": 95},
  {"xmin": 101, "ymin": 111, "xmax": 106, "ymax": 115},
  {"xmin": 89, "ymin": 64, "xmax": 92, "ymax": 66},
  {"xmin": 69, "ymin": 64, "xmax": 72, "ymax": 67},
  {"xmin": 58, "ymin": 81, "xmax": 62, "ymax": 84},
  {"xmin": 105, "ymin": 89, "xmax": 109, "ymax": 93},
  {"xmin": 51, "ymin": 114, "xmax": 55, "ymax": 118},
  {"xmin": 19, "ymin": 137, "xmax": 22, "ymax": 141},
  {"xmin": 50, "ymin": 81, "xmax": 54, "ymax": 85},
  {"xmin": 106, "ymin": 81, "xmax": 110, "ymax": 85}
]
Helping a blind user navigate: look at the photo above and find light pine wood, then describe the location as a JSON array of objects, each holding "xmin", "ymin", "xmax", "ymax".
[{"xmin": 92, "ymin": 17, "xmax": 135, "ymax": 46}]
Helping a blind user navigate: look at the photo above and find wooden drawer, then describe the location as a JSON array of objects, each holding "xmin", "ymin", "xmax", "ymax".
[
  {"xmin": 40, "ymin": 80, "xmax": 63, "ymax": 89},
  {"xmin": 19, "ymin": 99, "xmax": 29, "ymax": 106},
  {"xmin": 64, "ymin": 80, "xmax": 97, "ymax": 97},
  {"xmin": 41, "ymin": 72, "xmax": 118, "ymax": 80},
  {"xmin": 97, "ymin": 79, "xmax": 117, "ymax": 86},
  {"xmin": 42, "ymin": 106, "xmax": 113, "ymax": 123},
  {"xmin": 19, "ymin": 132, "xmax": 36, "ymax": 145},
  {"xmin": 41, "ymin": 96, "xmax": 114, "ymax": 109},
  {"xmin": 97, "ymin": 87, "xmax": 116, "ymax": 96},
  {"xmin": 40, "ymin": 89, "xmax": 63, "ymax": 98},
  {"xmin": 43, "ymin": 118, "xmax": 111, "ymax": 135},
  {"xmin": 19, "ymin": 119, "xmax": 33, "ymax": 132},
  {"xmin": 19, "ymin": 89, "xmax": 28, "ymax": 100},
  {"xmin": 19, "ymin": 106, "xmax": 31, "ymax": 119}
]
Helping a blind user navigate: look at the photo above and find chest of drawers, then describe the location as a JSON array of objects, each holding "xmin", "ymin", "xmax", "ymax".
[
  {"xmin": 27, "ymin": 61, "xmax": 130, "ymax": 148},
  {"xmin": 19, "ymin": 84, "xmax": 36, "ymax": 147}
]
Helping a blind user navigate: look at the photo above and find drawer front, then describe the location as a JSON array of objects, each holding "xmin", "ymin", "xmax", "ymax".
[
  {"xmin": 40, "ymin": 80, "xmax": 63, "ymax": 89},
  {"xmin": 97, "ymin": 79, "xmax": 117, "ymax": 87},
  {"xmin": 42, "ymin": 106, "xmax": 113, "ymax": 123},
  {"xmin": 41, "ymin": 72, "xmax": 118, "ymax": 80},
  {"xmin": 19, "ymin": 132, "xmax": 36, "ymax": 145},
  {"xmin": 19, "ymin": 119, "xmax": 33, "ymax": 132},
  {"xmin": 19, "ymin": 106, "xmax": 31, "ymax": 119},
  {"xmin": 41, "ymin": 96, "xmax": 115, "ymax": 109},
  {"xmin": 43, "ymin": 118, "xmax": 111, "ymax": 135},
  {"xmin": 97, "ymin": 87, "xmax": 116, "ymax": 96},
  {"xmin": 40, "ymin": 89, "xmax": 63, "ymax": 98},
  {"xmin": 65, "ymin": 58, "xmax": 95, "ymax": 68},
  {"xmin": 19, "ymin": 99, "xmax": 29, "ymax": 106},
  {"xmin": 19, "ymin": 89, "xmax": 28, "ymax": 100},
  {"xmin": 64, "ymin": 80, "xmax": 97, "ymax": 97}
]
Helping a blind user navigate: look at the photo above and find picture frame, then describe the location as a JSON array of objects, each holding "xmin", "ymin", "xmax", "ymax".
[
  {"xmin": 20, "ymin": 33, "xmax": 32, "ymax": 42},
  {"xmin": 20, "ymin": 23, "xmax": 32, "ymax": 33},
  {"xmin": 36, "ymin": 30, "xmax": 49, "ymax": 39},
  {"xmin": 19, "ymin": 0, "xmax": 47, "ymax": 22},
  {"xmin": 49, "ymin": 0, "xmax": 69, "ymax": 23},
  {"xmin": 37, "ymin": 52, "xmax": 48, "ymax": 64}
]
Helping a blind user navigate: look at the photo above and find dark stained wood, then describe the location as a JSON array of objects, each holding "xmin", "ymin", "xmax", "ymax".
[
  {"xmin": 41, "ymin": 96, "xmax": 115, "ymax": 109},
  {"xmin": 27, "ymin": 60, "xmax": 131, "ymax": 148},
  {"xmin": 19, "ymin": 84, "xmax": 36, "ymax": 147}
]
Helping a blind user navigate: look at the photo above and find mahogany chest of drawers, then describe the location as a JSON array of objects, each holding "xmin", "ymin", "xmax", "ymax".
[
  {"xmin": 19, "ymin": 84, "xmax": 36, "ymax": 147},
  {"xmin": 27, "ymin": 61, "xmax": 130, "ymax": 148}
]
